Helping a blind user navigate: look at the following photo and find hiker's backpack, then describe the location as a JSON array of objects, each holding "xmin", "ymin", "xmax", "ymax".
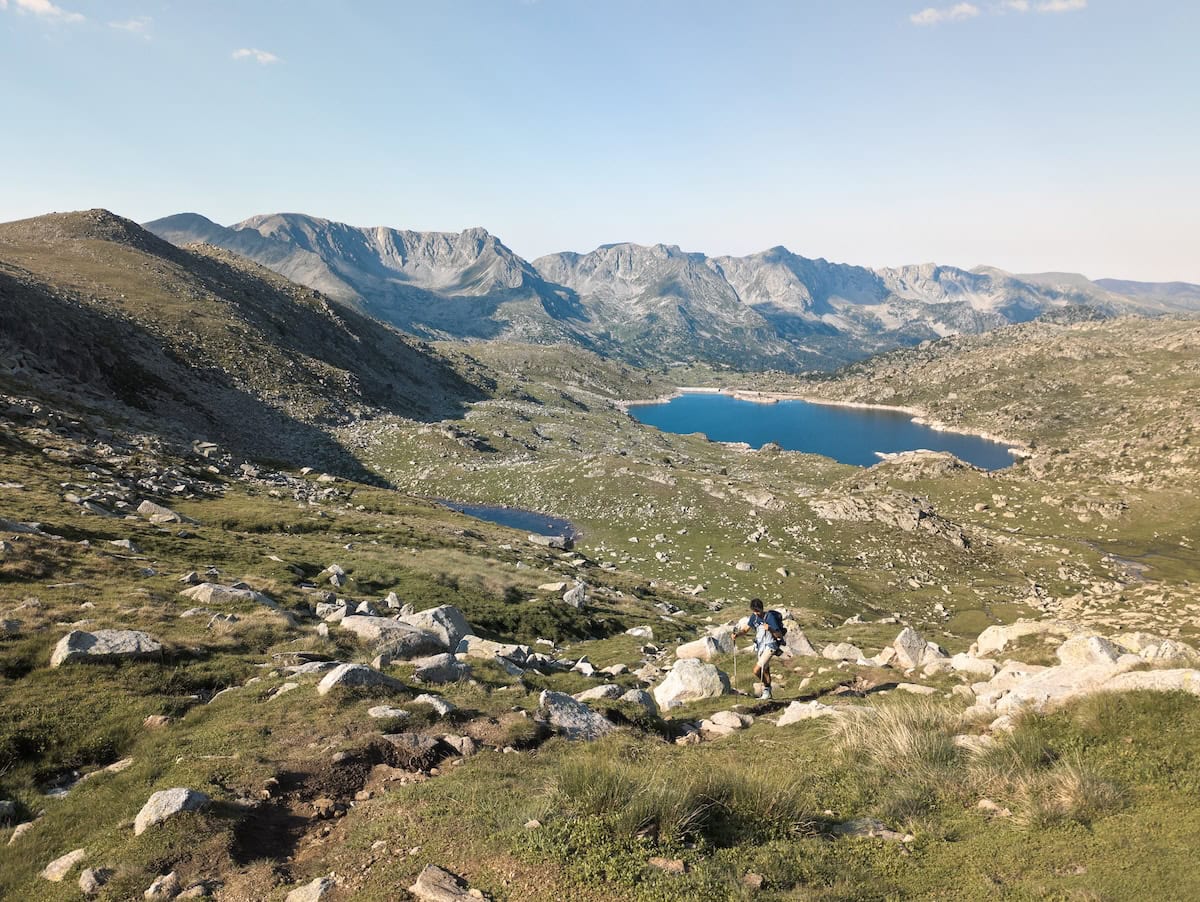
[{"xmin": 765, "ymin": 609, "xmax": 787, "ymax": 639}]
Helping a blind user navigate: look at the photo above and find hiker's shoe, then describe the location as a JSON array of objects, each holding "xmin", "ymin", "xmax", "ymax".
[{"xmin": 760, "ymin": 688, "xmax": 772, "ymax": 700}]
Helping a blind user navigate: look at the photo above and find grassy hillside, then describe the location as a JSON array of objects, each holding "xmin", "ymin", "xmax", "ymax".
[
  {"xmin": 0, "ymin": 210, "xmax": 487, "ymax": 477},
  {"xmin": 3, "ymin": 237, "xmax": 1200, "ymax": 899}
]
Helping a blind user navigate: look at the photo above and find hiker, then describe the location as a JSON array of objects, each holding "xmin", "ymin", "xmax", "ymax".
[{"xmin": 735, "ymin": 598, "xmax": 786, "ymax": 699}]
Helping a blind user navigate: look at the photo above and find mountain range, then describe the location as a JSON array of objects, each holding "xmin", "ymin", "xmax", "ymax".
[{"xmin": 121, "ymin": 211, "xmax": 1200, "ymax": 372}]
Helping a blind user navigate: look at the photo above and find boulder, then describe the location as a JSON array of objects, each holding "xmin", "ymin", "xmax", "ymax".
[
  {"xmin": 408, "ymin": 864, "xmax": 479, "ymax": 901},
  {"xmin": 561, "ymin": 582, "xmax": 588, "ymax": 609},
  {"xmin": 79, "ymin": 867, "xmax": 112, "ymax": 896},
  {"xmin": 538, "ymin": 690, "xmax": 616, "ymax": 741},
  {"xmin": 41, "ymin": 848, "xmax": 86, "ymax": 882},
  {"xmin": 413, "ymin": 694, "xmax": 456, "ymax": 717},
  {"xmin": 179, "ymin": 583, "xmax": 278, "ymax": 609},
  {"xmin": 316, "ymin": 663, "xmax": 406, "ymax": 696},
  {"xmin": 144, "ymin": 872, "xmax": 180, "ymax": 900},
  {"xmin": 1056, "ymin": 635, "xmax": 1124, "ymax": 667},
  {"xmin": 653, "ymin": 659, "xmax": 730, "ymax": 710},
  {"xmin": 892, "ymin": 627, "xmax": 928, "ymax": 670},
  {"xmin": 992, "ymin": 663, "xmax": 1127, "ymax": 713},
  {"xmin": 397, "ymin": 605, "xmax": 472, "ymax": 651},
  {"xmin": 973, "ymin": 620, "xmax": 1073, "ymax": 657},
  {"xmin": 411, "ymin": 653, "xmax": 469, "ymax": 684},
  {"xmin": 675, "ymin": 636, "xmax": 720, "ymax": 662},
  {"xmin": 776, "ymin": 700, "xmax": 838, "ymax": 726},
  {"xmin": 625, "ymin": 626, "xmax": 654, "ymax": 639},
  {"xmin": 134, "ymin": 787, "xmax": 210, "ymax": 835},
  {"xmin": 339, "ymin": 616, "xmax": 442, "ymax": 659},
  {"xmin": 574, "ymin": 684, "xmax": 623, "ymax": 702},
  {"xmin": 51, "ymin": 629, "xmax": 162, "ymax": 667},
  {"xmin": 285, "ymin": 876, "xmax": 335, "ymax": 902},
  {"xmin": 455, "ymin": 635, "xmax": 531, "ymax": 666},
  {"xmin": 950, "ymin": 654, "xmax": 998, "ymax": 678},
  {"xmin": 781, "ymin": 624, "xmax": 818, "ymax": 657},
  {"xmin": 1103, "ymin": 669, "xmax": 1200, "ymax": 695},
  {"xmin": 137, "ymin": 500, "xmax": 197, "ymax": 525},
  {"xmin": 528, "ymin": 534, "xmax": 572, "ymax": 550},
  {"xmin": 367, "ymin": 705, "xmax": 410, "ymax": 720},
  {"xmin": 618, "ymin": 688, "xmax": 658, "ymax": 715},
  {"xmin": 822, "ymin": 643, "xmax": 864, "ymax": 662}
]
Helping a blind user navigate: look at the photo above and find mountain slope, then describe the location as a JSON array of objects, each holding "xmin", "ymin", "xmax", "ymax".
[{"xmin": 0, "ymin": 209, "xmax": 486, "ymax": 474}]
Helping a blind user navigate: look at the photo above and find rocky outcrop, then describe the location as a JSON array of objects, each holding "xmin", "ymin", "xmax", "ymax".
[{"xmin": 809, "ymin": 489, "xmax": 970, "ymax": 548}]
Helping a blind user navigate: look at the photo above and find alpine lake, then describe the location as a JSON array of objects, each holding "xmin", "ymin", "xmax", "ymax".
[{"xmin": 628, "ymin": 390, "xmax": 1018, "ymax": 470}]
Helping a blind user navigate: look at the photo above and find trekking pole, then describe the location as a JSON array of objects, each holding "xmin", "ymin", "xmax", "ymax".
[{"xmin": 733, "ymin": 636, "xmax": 739, "ymax": 693}]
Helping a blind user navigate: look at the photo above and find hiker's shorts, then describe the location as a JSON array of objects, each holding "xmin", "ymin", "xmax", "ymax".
[{"xmin": 756, "ymin": 647, "xmax": 776, "ymax": 671}]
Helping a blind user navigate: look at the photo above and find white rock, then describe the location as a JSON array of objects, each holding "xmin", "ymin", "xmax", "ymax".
[
  {"xmin": 316, "ymin": 663, "xmax": 405, "ymax": 696},
  {"xmin": 538, "ymin": 690, "xmax": 615, "ymax": 741},
  {"xmin": 1056, "ymin": 635, "xmax": 1124, "ymax": 667},
  {"xmin": 285, "ymin": 876, "xmax": 336, "ymax": 902},
  {"xmin": 675, "ymin": 636, "xmax": 720, "ymax": 662},
  {"xmin": 413, "ymin": 694, "xmax": 456, "ymax": 717},
  {"xmin": 41, "ymin": 848, "xmax": 86, "ymax": 881},
  {"xmin": 652, "ymin": 659, "xmax": 730, "ymax": 710},
  {"xmin": 892, "ymin": 627, "xmax": 927, "ymax": 670},
  {"xmin": 411, "ymin": 653, "xmax": 469, "ymax": 684},
  {"xmin": 339, "ymin": 616, "xmax": 442, "ymax": 658},
  {"xmin": 397, "ymin": 605, "xmax": 473, "ymax": 650},
  {"xmin": 367, "ymin": 705, "xmax": 409, "ymax": 720},
  {"xmin": 134, "ymin": 788, "xmax": 210, "ymax": 835},
  {"xmin": 144, "ymin": 871, "xmax": 180, "ymax": 900},
  {"xmin": 51, "ymin": 629, "xmax": 162, "ymax": 667},
  {"xmin": 973, "ymin": 621, "xmax": 1073, "ymax": 657},
  {"xmin": 618, "ymin": 688, "xmax": 658, "ymax": 715},
  {"xmin": 179, "ymin": 583, "xmax": 278, "ymax": 609},
  {"xmin": 950, "ymin": 654, "xmax": 997, "ymax": 678},
  {"xmin": 776, "ymin": 700, "xmax": 838, "ymax": 726},
  {"xmin": 574, "ymin": 684, "xmax": 622, "ymax": 702},
  {"xmin": 822, "ymin": 642, "xmax": 864, "ymax": 662}
]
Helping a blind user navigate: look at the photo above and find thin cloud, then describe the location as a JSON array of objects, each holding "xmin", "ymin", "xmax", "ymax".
[
  {"xmin": 0, "ymin": 0, "xmax": 85, "ymax": 23},
  {"xmin": 232, "ymin": 48, "xmax": 281, "ymax": 65},
  {"xmin": 914, "ymin": 0, "xmax": 1086, "ymax": 24},
  {"xmin": 1035, "ymin": 0, "xmax": 1086, "ymax": 12},
  {"xmin": 910, "ymin": 3, "xmax": 981, "ymax": 26},
  {"xmin": 109, "ymin": 16, "xmax": 151, "ymax": 37}
]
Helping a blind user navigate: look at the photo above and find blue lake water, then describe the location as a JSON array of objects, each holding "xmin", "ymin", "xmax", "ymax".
[
  {"xmin": 438, "ymin": 500, "xmax": 578, "ymax": 538},
  {"xmin": 629, "ymin": 392, "xmax": 1016, "ymax": 470}
]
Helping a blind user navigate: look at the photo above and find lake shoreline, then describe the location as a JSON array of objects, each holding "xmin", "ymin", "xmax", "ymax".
[{"xmin": 620, "ymin": 387, "xmax": 1031, "ymax": 458}]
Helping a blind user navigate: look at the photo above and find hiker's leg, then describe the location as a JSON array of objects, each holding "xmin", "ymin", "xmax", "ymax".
[{"xmin": 756, "ymin": 648, "xmax": 774, "ymax": 687}]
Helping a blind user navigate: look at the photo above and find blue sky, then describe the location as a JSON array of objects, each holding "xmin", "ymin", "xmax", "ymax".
[{"xmin": 2, "ymin": 0, "xmax": 1197, "ymax": 280}]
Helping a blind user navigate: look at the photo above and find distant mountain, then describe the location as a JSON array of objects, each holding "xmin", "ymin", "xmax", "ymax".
[
  {"xmin": 147, "ymin": 212, "xmax": 591, "ymax": 346},
  {"xmin": 1094, "ymin": 278, "xmax": 1200, "ymax": 310},
  {"xmin": 146, "ymin": 212, "xmax": 1198, "ymax": 371},
  {"xmin": 0, "ymin": 210, "xmax": 485, "ymax": 475}
]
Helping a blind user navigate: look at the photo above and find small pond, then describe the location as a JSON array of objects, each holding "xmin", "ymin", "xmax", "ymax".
[{"xmin": 437, "ymin": 500, "xmax": 577, "ymax": 538}]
